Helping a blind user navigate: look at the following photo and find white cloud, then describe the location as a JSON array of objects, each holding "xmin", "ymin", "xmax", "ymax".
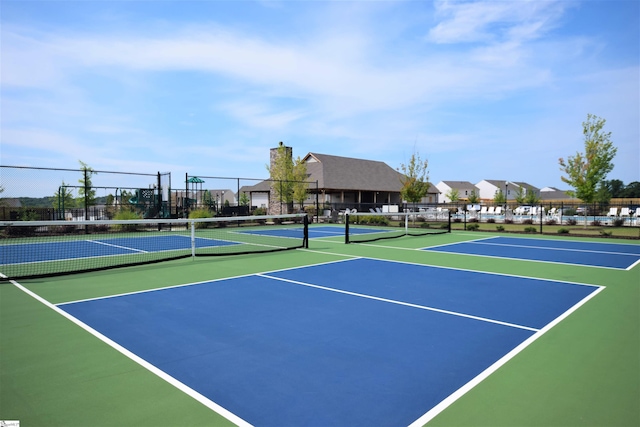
[
  {"xmin": 221, "ymin": 100, "xmax": 309, "ymax": 130},
  {"xmin": 2, "ymin": 18, "xmax": 558, "ymax": 121},
  {"xmin": 427, "ymin": 0, "xmax": 569, "ymax": 44}
]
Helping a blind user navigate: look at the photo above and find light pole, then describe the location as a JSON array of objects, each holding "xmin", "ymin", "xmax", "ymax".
[{"xmin": 505, "ymin": 182, "xmax": 509, "ymax": 210}]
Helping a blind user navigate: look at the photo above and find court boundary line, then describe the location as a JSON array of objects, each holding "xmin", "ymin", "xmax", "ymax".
[
  {"xmin": 421, "ymin": 246, "xmax": 633, "ymax": 271},
  {"xmin": 484, "ymin": 234, "xmax": 640, "ymax": 248},
  {"xmin": 257, "ymin": 273, "xmax": 540, "ymax": 332},
  {"xmin": 299, "ymin": 248, "xmax": 603, "ymax": 289},
  {"xmin": 407, "ymin": 284, "xmax": 606, "ymax": 426},
  {"xmin": 468, "ymin": 239, "xmax": 640, "ymax": 256},
  {"xmin": 56, "ymin": 256, "xmax": 361, "ymax": 306},
  {"xmin": 6, "ymin": 276, "xmax": 253, "ymax": 427}
]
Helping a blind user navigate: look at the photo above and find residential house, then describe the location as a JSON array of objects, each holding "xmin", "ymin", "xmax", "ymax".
[
  {"xmin": 539, "ymin": 186, "xmax": 572, "ymax": 201},
  {"xmin": 512, "ymin": 181, "xmax": 540, "ymax": 201},
  {"xmin": 475, "ymin": 180, "xmax": 539, "ymax": 202},
  {"xmin": 240, "ymin": 148, "xmax": 439, "ymax": 214},
  {"xmin": 435, "ymin": 181, "xmax": 479, "ymax": 203}
]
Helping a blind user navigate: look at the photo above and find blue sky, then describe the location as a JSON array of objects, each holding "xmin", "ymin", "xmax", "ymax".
[{"xmin": 2, "ymin": 0, "xmax": 638, "ymax": 197}]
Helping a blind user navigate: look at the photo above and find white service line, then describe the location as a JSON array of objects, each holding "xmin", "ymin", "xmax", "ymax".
[{"xmin": 257, "ymin": 273, "xmax": 540, "ymax": 332}]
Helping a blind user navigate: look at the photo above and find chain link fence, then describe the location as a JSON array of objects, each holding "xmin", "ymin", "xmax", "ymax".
[{"xmin": 0, "ymin": 165, "xmax": 170, "ymax": 221}]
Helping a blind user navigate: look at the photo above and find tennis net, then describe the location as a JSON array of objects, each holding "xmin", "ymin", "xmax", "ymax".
[
  {"xmin": 345, "ymin": 210, "xmax": 450, "ymax": 243},
  {"xmin": 0, "ymin": 213, "xmax": 308, "ymax": 280}
]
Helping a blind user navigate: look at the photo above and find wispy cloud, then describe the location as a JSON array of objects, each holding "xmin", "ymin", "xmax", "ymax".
[
  {"xmin": 427, "ymin": 0, "xmax": 569, "ymax": 44},
  {"xmin": 1, "ymin": 1, "xmax": 637, "ymax": 191}
]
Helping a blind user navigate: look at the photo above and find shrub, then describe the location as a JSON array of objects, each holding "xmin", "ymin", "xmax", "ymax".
[
  {"xmin": 591, "ymin": 220, "xmax": 601, "ymax": 226},
  {"xmin": 557, "ymin": 228, "xmax": 570, "ymax": 234},
  {"xmin": 524, "ymin": 226, "xmax": 537, "ymax": 233},
  {"xmin": 522, "ymin": 219, "xmax": 534, "ymax": 225},
  {"xmin": 189, "ymin": 208, "xmax": 213, "ymax": 228},
  {"xmin": 600, "ymin": 230, "xmax": 612, "ymax": 237},
  {"xmin": 545, "ymin": 219, "xmax": 557, "ymax": 225},
  {"xmin": 566, "ymin": 218, "xmax": 577, "ymax": 226},
  {"xmin": 496, "ymin": 225, "xmax": 505, "ymax": 232},
  {"xmin": 253, "ymin": 207, "xmax": 267, "ymax": 216},
  {"xmin": 51, "ymin": 224, "xmax": 78, "ymax": 235},
  {"xmin": 113, "ymin": 209, "xmax": 142, "ymax": 231},
  {"xmin": 613, "ymin": 219, "xmax": 624, "ymax": 227},
  {"xmin": 487, "ymin": 218, "xmax": 495, "ymax": 223},
  {"xmin": 19, "ymin": 209, "xmax": 39, "ymax": 221},
  {"xmin": 357, "ymin": 215, "xmax": 389, "ymax": 226},
  {"xmin": 467, "ymin": 223, "xmax": 480, "ymax": 231},
  {"xmin": 504, "ymin": 219, "xmax": 513, "ymax": 224},
  {"xmin": 3, "ymin": 225, "xmax": 37, "ymax": 237},
  {"xmin": 468, "ymin": 218, "xmax": 479, "ymax": 223},
  {"xmin": 189, "ymin": 208, "xmax": 212, "ymax": 218},
  {"xmin": 114, "ymin": 209, "xmax": 142, "ymax": 221}
]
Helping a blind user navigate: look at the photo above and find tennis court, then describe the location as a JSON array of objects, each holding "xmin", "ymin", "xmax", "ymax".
[
  {"xmin": 1, "ymin": 222, "xmax": 638, "ymax": 427},
  {"xmin": 422, "ymin": 236, "xmax": 640, "ymax": 270}
]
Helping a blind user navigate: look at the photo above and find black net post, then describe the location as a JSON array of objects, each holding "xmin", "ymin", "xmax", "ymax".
[
  {"xmin": 84, "ymin": 167, "xmax": 89, "ymax": 221},
  {"xmin": 303, "ymin": 214, "xmax": 309, "ymax": 248},
  {"xmin": 540, "ymin": 204, "xmax": 543, "ymax": 234},
  {"xmin": 464, "ymin": 208, "xmax": 467, "ymax": 230},
  {"xmin": 345, "ymin": 213, "xmax": 350, "ymax": 244}
]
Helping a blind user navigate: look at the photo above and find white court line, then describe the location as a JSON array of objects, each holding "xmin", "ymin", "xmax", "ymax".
[
  {"xmin": 469, "ymin": 240, "xmax": 640, "ymax": 257},
  {"xmin": 257, "ymin": 273, "xmax": 540, "ymax": 332},
  {"xmin": 627, "ymin": 258, "xmax": 640, "ymax": 271},
  {"xmin": 408, "ymin": 285, "xmax": 605, "ymax": 427},
  {"xmin": 57, "ymin": 256, "xmax": 361, "ymax": 306},
  {"xmin": 88, "ymin": 240, "xmax": 148, "ymax": 253},
  {"xmin": 298, "ymin": 249, "xmax": 603, "ymax": 289},
  {"xmin": 424, "ymin": 249, "xmax": 630, "ymax": 271},
  {"xmin": 6, "ymin": 276, "xmax": 253, "ymax": 427}
]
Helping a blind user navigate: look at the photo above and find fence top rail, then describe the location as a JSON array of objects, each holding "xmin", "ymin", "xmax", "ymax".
[
  {"xmin": 0, "ymin": 213, "xmax": 307, "ymax": 228},
  {"xmin": 1, "ymin": 164, "xmax": 163, "ymax": 177}
]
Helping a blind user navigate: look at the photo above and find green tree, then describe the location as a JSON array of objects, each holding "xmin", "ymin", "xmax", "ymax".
[
  {"xmin": 524, "ymin": 190, "xmax": 540, "ymax": 205},
  {"xmin": 267, "ymin": 142, "xmax": 294, "ymax": 213},
  {"xmin": 239, "ymin": 192, "xmax": 250, "ymax": 207},
  {"xmin": 559, "ymin": 114, "xmax": 617, "ymax": 203},
  {"xmin": 202, "ymin": 190, "xmax": 214, "ymax": 210},
  {"xmin": 53, "ymin": 181, "xmax": 77, "ymax": 210},
  {"xmin": 467, "ymin": 190, "xmax": 480, "ymax": 204},
  {"xmin": 77, "ymin": 160, "xmax": 97, "ymax": 207},
  {"xmin": 621, "ymin": 181, "xmax": 640, "ymax": 198},
  {"xmin": 446, "ymin": 188, "xmax": 459, "ymax": 203},
  {"xmin": 291, "ymin": 157, "xmax": 309, "ymax": 210},
  {"xmin": 493, "ymin": 189, "xmax": 506, "ymax": 204},
  {"xmin": 398, "ymin": 150, "xmax": 430, "ymax": 211},
  {"xmin": 595, "ymin": 181, "xmax": 612, "ymax": 204},
  {"xmin": 603, "ymin": 179, "xmax": 625, "ymax": 198},
  {"xmin": 514, "ymin": 186, "xmax": 526, "ymax": 204}
]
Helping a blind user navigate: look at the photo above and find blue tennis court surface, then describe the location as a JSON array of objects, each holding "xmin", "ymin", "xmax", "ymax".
[
  {"xmin": 423, "ymin": 236, "xmax": 640, "ymax": 270},
  {"xmin": 0, "ymin": 235, "xmax": 238, "ymax": 265},
  {"xmin": 59, "ymin": 258, "xmax": 600, "ymax": 426}
]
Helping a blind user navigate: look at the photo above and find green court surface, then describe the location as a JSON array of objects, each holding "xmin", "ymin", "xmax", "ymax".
[{"xmin": 1, "ymin": 231, "xmax": 638, "ymax": 426}]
